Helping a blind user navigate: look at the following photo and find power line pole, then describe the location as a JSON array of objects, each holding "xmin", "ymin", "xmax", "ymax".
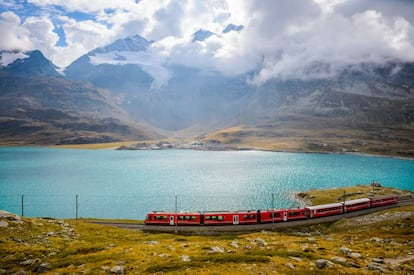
[
  {"xmin": 272, "ymin": 193, "xmax": 275, "ymax": 230},
  {"xmin": 175, "ymin": 194, "xmax": 178, "ymax": 233},
  {"xmin": 75, "ymin": 194, "xmax": 79, "ymax": 220},
  {"xmin": 21, "ymin": 195, "xmax": 24, "ymax": 217}
]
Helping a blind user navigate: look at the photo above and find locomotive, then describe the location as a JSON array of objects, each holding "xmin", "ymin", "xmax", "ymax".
[{"xmin": 144, "ymin": 195, "xmax": 397, "ymax": 226}]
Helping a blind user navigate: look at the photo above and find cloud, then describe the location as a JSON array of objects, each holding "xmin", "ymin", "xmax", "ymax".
[
  {"xmin": 1, "ymin": 0, "xmax": 413, "ymax": 82},
  {"xmin": 0, "ymin": 12, "xmax": 32, "ymax": 51}
]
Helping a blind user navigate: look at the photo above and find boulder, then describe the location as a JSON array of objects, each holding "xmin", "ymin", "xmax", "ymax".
[
  {"xmin": 255, "ymin": 237, "xmax": 267, "ymax": 247},
  {"xmin": 340, "ymin": 246, "xmax": 352, "ymax": 256},
  {"xmin": 181, "ymin": 255, "xmax": 191, "ymax": 262},
  {"xmin": 0, "ymin": 220, "xmax": 8, "ymax": 228},
  {"xmin": 110, "ymin": 265, "xmax": 125, "ymax": 274},
  {"xmin": 316, "ymin": 259, "xmax": 334, "ymax": 269}
]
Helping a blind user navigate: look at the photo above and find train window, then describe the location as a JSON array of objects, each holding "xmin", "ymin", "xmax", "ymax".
[
  {"xmin": 155, "ymin": 215, "xmax": 167, "ymax": 220},
  {"xmin": 218, "ymin": 216, "xmax": 224, "ymax": 221},
  {"xmin": 289, "ymin": 211, "xmax": 300, "ymax": 216},
  {"xmin": 271, "ymin": 213, "xmax": 281, "ymax": 218},
  {"xmin": 243, "ymin": 214, "xmax": 256, "ymax": 219},
  {"xmin": 205, "ymin": 216, "xmax": 211, "ymax": 220}
]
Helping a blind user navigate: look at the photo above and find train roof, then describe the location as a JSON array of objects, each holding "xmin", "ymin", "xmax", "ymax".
[
  {"xmin": 344, "ymin": 198, "xmax": 371, "ymax": 205},
  {"xmin": 305, "ymin": 202, "xmax": 343, "ymax": 211}
]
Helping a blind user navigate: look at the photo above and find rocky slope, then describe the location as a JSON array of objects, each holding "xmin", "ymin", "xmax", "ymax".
[{"xmin": 0, "ymin": 50, "xmax": 161, "ymax": 145}]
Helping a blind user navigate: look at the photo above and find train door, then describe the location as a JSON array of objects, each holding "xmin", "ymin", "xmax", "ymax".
[
  {"xmin": 283, "ymin": 211, "xmax": 288, "ymax": 222},
  {"xmin": 169, "ymin": 215, "xmax": 174, "ymax": 225},
  {"xmin": 233, "ymin": 215, "xmax": 239, "ymax": 225}
]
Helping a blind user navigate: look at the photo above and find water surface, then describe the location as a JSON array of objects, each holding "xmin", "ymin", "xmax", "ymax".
[{"xmin": 0, "ymin": 147, "xmax": 412, "ymax": 219}]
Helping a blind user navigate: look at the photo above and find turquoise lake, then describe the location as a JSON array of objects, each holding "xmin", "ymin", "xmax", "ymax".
[{"xmin": 0, "ymin": 147, "xmax": 413, "ymax": 219}]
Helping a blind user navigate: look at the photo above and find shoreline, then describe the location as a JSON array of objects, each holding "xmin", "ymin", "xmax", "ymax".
[{"xmin": 1, "ymin": 142, "xmax": 414, "ymax": 161}]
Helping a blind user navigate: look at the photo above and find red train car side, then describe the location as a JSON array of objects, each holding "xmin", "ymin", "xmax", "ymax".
[
  {"xmin": 144, "ymin": 195, "xmax": 400, "ymax": 227},
  {"xmin": 260, "ymin": 209, "xmax": 306, "ymax": 223},
  {"xmin": 145, "ymin": 211, "xmax": 202, "ymax": 226},
  {"xmin": 305, "ymin": 202, "xmax": 343, "ymax": 218},
  {"xmin": 370, "ymin": 195, "xmax": 398, "ymax": 207},
  {"xmin": 145, "ymin": 211, "xmax": 173, "ymax": 225},
  {"xmin": 344, "ymin": 198, "xmax": 371, "ymax": 212}
]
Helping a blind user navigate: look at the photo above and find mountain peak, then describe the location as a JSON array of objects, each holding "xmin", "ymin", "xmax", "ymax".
[
  {"xmin": 223, "ymin": 24, "xmax": 244, "ymax": 33},
  {"xmin": 94, "ymin": 34, "xmax": 152, "ymax": 54},
  {"xmin": 1, "ymin": 50, "xmax": 60, "ymax": 76}
]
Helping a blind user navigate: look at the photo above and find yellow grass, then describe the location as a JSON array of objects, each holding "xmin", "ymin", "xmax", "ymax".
[{"xmin": 1, "ymin": 183, "xmax": 413, "ymax": 275}]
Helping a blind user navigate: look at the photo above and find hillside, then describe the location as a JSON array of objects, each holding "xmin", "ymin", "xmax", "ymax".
[
  {"xmin": 0, "ymin": 50, "xmax": 161, "ymax": 145},
  {"xmin": 0, "ymin": 185, "xmax": 413, "ymax": 274},
  {"xmin": 63, "ymin": 35, "xmax": 414, "ymax": 156}
]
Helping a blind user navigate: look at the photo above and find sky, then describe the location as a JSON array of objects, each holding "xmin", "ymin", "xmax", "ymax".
[{"xmin": 1, "ymin": 0, "xmax": 414, "ymax": 83}]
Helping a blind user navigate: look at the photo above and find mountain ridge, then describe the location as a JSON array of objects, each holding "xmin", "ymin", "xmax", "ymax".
[{"xmin": 1, "ymin": 36, "xmax": 414, "ymax": 156}]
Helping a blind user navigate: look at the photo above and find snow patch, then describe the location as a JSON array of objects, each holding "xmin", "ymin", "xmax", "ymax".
[
  {"xmin": 0, "ymin": 51, "xmax": 29, "ymax": 66},
  {"xmin": 89, "ymin": 50, "xmax": 171, "ymax": 90}
]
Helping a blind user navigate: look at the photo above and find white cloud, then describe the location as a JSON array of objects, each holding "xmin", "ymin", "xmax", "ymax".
[
  {"xmin": 0, "ymin": 12, "xmax": 32, "ymax": 51},
  {"xmin": 1, "ymin": 0, "xmax": 414, "ymax": 81}
]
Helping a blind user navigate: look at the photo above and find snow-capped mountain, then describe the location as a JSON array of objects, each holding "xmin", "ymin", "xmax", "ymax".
[
  {"xmin": 64, "ymin": 33, "xmax": 414, "ymax": 143},
  {"xmin": 0, "ymin": 50, "xmax": 61, "ymax": 76},
  {"xmin": 64, "ymin": 35, "xmax": 163, "ymax": 92}
]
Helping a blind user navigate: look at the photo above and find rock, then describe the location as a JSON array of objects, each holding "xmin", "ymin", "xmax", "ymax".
[
  {"xmin": 371, "ymin": 258, "xmax": 384, "ymax": 263},
  {"xmin": 289, "ymin": 256, "xmax": 302, "ymax": 262},
  {"xmin": 348, "ymin": 261, "xmax": 361, "ymax": 268},
  {"xmin": 316, "ymin": 259, "xmax": 335, "ymax": 269},
  {"xmin": 110, "ymin": 265, "xmax": 125, "ymax": 274},
  {"xmin": 367, "ymin": 262, "xmax": 387, "ymax": 271},
  {"xmin": 210, "ymin": 246, "xmax": 225, "ymax": 253},
  {"xmin": 331, "ymin": 256, "xmax": 347, "ymax": 263},
  {"xmin": 231, "ymin": 240, "xmax": 239, "ymax": 249},
  {"xmin": 12, "ymin": 270, "xmax": 27, "ymax": 275},
  {"xmin": 101, "ymin": 266, "xmax": 110, "ymax": 271},
  {"xmin": 159, "ymin": 253, "xmax": 170, "ymax": 258},
  {"xmin": 350, "ymin": 252, "xmax": 362, "ymax": 259},
  {"xmin": 20, "ymin": 259, "xmax": 37, "ymax": 266},
  {"xmin": 33, "ymin": 262, "xmax": 51, "ymax": 272},
  {"xmin": 181, "ymin": 255, "xmax": 191, "ymax": 262},
  {"xmin": 302, "ymin": 245, "xmax": 312, "ymax": 252},
  {"xmin": 340, "ymin": 246, "xmax": 352, "ymax": 256},
  {"xmin": 370, "ymin": 237, "xmax": 383, "ymax": 243},
  {"xmin": 285, "ymin": 262, "xmax": 295, "ymax": 269},
  {"xmin": 0, "ymin": 220, "xmax": 8, "ymax": 228},
  {"xmin": 255, "ymin": 237, "xmax": 267, "ymax": 247}
]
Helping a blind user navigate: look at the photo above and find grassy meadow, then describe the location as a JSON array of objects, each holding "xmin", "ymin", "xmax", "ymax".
[{"xmin": 1, "ymin": 185, "xmax": 413, "ymax": 274}]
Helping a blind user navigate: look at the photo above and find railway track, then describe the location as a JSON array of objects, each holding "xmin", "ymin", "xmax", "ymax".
[{"xmin": 89, "ymin": 198, "xmax": 414, "ymax": 235}]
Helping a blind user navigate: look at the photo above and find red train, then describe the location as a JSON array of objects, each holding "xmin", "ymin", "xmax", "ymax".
[{"xmin": 144, "ymin": 195, "xmax": 398, "ymax": 226}]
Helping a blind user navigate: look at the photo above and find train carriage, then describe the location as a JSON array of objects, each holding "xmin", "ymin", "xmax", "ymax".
[
  {"xmin": 202, "ymin": 210, "xmax": 259, "ymax": 225},
  {"xmin": 145, "ymin": 211, "xmax": 202, "ymax": 225},
  {"xmin": 305, "ymin": 202, "xmax": 343, "ymax": 218},
  {"xmin": 260, "ymin": 208, "xmax": 307, "ymax": 223},
  {"xmin": 344, "ymin": 198, "xmax": 371, "ymax": 212},
  {"xmin": 370, "ymin": 195, "xmax": 398, "ymax": 207},
  {"xmin": 144, "ymin": 211, "xmax": 173, "ymax": 225}
]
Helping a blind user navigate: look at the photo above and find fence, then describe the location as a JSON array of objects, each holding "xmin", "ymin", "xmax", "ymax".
[{"xmin": 0, "ymin": 193, "xmax": 304, "ymax": 220}]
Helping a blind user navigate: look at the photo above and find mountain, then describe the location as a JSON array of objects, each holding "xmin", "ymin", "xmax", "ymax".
[
  {"xmin": 1, "ymin": 50, "xmax": 61, "ymax": 76},
  {"xmin": 198, "ymin": 63, "xmax": 414, "ymax": 157},
  {"xmin": 65, "ymin": 34, "xmax": 253, "ymax": 131},
  {"xmin": 63, "ymin": 34, "xmax": 414, "ymax": 157},
  {"xmin": 0, "ymin": 49, "xmax": 161, "ymax": 145},
  {"xmin": 64, "ymin": 35, "xmax": 154, "ymax": 94}
]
